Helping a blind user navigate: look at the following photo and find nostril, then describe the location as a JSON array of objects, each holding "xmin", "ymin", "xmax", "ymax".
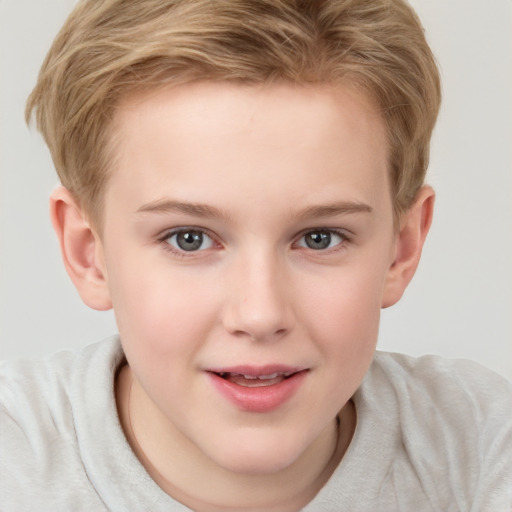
[
  {"xmin": 221, "ymin": 289, "xmax": 294, "ymax": 341},
  {"xmin": 230, "ymin": 327, "xmax": 289, "ymax": 342}
]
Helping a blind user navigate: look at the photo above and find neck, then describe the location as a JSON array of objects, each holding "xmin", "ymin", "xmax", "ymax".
[{"xmin": 116, "ymin": 365, "xmax": 355, "ymax": 512}]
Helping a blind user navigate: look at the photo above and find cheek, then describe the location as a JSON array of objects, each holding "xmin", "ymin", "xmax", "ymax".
[
  {"xmin": 303, "ymin": 260, "xmax": 384, "ymax": 331},
  {"xmin": 298, "ymin": 260, "xmax": 386, "ymax": 371},
  {"xmin": 109, "ymin": 265, "xmax": 223, "ymax": 407},
  {"xmin": 107, "ymin": 259, "xmax": 220, "ymax": 359}
]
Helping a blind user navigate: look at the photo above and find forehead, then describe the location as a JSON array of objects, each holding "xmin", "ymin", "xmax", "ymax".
[
  {"xmin": 106, "ymin": 81, "xmax": 390, "ymax": 220},
  {"xmin": 114, "ymin": 81, "xmax": 384, "ymax": 150}
]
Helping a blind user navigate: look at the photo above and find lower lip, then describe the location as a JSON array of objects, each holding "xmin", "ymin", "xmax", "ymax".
[{"xmin": 207, "ymin": 371, "xmax": 308, "ymax": 413}]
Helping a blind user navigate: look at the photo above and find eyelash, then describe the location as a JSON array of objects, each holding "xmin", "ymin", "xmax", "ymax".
[
  {"xmin": 293, "ymin": 228, "xmax": 350, "ymax": 253},
  {"xmin": 158, "ymin": 227, "xmax": 219, "ymax": 258},
  {"xmin": 157, "ymin": 226, "xmax": 351, "ymax": 258}
]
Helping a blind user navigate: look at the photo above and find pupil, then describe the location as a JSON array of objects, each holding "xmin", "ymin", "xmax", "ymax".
[
  {"xmin": 177, "ymin": 231, "xmax": 203, "ymax": 251},
  {"xmin": 306, "ymin": 232, "xmax": 330, "ymax": 250}
]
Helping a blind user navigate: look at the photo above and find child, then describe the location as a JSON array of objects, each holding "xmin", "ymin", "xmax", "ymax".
[{"xmin": 1, "ymin": 0, "xmax": 511, "ymax": 510}]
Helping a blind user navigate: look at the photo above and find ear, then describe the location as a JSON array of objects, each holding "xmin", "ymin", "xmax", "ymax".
[
  {"xmin": 49, "ymin": 187, "xmax": 112, "ymax": 311},
  {"xmin": 381, "ymin": 186, "xmax": 435, "ymax": 308}
]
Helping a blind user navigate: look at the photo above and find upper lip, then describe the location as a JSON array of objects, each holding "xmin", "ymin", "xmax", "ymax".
[{"xmin": 205, "ymin": 365, "xmax": 307, "ymax": 378}]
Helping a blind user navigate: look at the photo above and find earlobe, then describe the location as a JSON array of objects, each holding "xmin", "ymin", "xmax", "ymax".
[
  {"xmin": 49, "ymin": 187, "xmax": 112, "ymax": 311},
  {"xmin": 381, "ymin": 186, "xmax": 435, "ymax": 308}
]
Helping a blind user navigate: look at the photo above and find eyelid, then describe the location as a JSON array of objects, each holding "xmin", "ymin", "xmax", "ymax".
[
  {"xmin": 157, "ymin": 226, "xmax": 222, "ymax": 256},
  {"xmin": 158, "ymin": 225, "xmax": 216, "ymax": 240},
  {"xmin": 293, "ymin": 227, "xmax": 352, "ymax": 250}
]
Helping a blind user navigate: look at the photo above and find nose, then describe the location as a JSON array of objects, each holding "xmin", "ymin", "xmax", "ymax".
[{"xmin": 222, "ymin": 251, "xmax": 294, "ymax": 342}]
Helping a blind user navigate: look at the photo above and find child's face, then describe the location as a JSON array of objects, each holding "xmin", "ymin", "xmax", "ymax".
[{"xmin": 100, "ymin": 82, "xmax": 397, "ymax": 474}]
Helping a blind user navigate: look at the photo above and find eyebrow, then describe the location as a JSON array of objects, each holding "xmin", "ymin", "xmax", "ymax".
[
  {"xmin": 297, "ymin": 201, "xmax": 373, "ymax": 220},
  {"xmin": 136, "ymin": 199, "xmax": 230, "ymax": 219},
  {"xmin": 136, "ymin": 198, "xmax": 372, "ymax": 220}
]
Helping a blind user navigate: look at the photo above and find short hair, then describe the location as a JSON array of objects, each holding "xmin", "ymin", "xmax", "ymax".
[{"xmin": 26, "ymin": 0, "xmax": 441, "ymax": 226}]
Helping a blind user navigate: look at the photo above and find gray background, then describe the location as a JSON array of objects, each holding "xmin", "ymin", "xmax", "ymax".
[{"xmin": 1, "ymin": 0, "xmax": 511, "ymax": 380}]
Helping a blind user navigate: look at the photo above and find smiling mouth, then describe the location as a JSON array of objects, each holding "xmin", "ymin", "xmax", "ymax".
[
  {"xmin": 215, "ymin": 371, "xmax": 297, "ymax": 388},
  {"xmin": 207, "ymin": 368, "xmax": 308, "ymax": 412}
]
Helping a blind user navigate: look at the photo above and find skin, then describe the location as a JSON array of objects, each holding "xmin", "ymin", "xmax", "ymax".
[{"xmin": 50, "ymin": 82, "xmax": 434, "ymax": 511}]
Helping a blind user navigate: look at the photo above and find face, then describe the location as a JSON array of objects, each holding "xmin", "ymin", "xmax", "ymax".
[{"xmin": 99, "ymin": 82, "xmax": 397, "ymax": 476}]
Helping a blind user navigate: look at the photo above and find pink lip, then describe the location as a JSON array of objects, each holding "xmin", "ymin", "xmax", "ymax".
[
  {"xmin": 206, "ymin": 365, "xmax": 308, "ymax": 413},
  {"xmin": 207, "ymin": 364, "xmax": 303, "ymax": 377}
]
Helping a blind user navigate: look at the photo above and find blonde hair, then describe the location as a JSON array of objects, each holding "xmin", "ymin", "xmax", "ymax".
[{"xmin": 26, "ymin": 0, "xmax": 441, "ymax": 225}]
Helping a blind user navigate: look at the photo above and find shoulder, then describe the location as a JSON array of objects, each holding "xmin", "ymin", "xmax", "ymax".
[
  {"xmin": 0, "ymin": 336, "xmax": 123, "ymax": 424},
  {"xmin": 0, "ymin": 337, "xmax": 124, "ymax": 510},
  {"xmin": 364, "ymin": 351, "xmax": 512, "ymax": 450},
  {"xmin": 369, "ymin": 351, "xmax": 512, "ymax": 414},
  {"xmin": 356, "ymin": 352, "xmax": 512, "ymax": 510}
]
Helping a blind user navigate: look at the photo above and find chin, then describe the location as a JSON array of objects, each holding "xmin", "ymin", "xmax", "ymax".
[
  {"xmin": 211, "ymin": 434, "xmax": 304, "ymax": 475},
  {"xmin": 220, "ymin": 455, "xmax": 297, "ymax": 476}
]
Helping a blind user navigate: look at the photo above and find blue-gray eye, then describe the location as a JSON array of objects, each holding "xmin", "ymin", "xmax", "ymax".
[
  {"xmin": 167, "ymin": 230, "xmax": 214, "ymax": 252},
  {"xmin": 298, "ymin": 230, "xmax": 343, "ymax": 250}
]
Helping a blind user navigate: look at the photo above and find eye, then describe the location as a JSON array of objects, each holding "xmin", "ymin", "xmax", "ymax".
[
  {"xmin": 297, "ymin": 230, "xmax": 345, "ymax": 250},
  {"xmin": 165, "ymin": 229, "xmax": 215, "ymax": 252}
]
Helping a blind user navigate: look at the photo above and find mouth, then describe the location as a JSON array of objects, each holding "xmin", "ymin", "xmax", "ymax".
[
  {"xmin": 213, "ymin": 370, "xmax": 299, "ymax": 388},
  {"xmin": 205, "ymin": 366, "xmax": 309, "ymax": 412}
]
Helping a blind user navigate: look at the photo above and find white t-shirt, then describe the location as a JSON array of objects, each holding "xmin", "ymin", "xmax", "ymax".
[{"xmin": 1, "ymin": 336, "xmax": 511, "ymax": 511}]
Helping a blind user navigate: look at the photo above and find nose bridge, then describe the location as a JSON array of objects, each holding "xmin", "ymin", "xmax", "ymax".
[{"xmin": 223, "ymin": 244, "xmax": 293, "ymax": 341}]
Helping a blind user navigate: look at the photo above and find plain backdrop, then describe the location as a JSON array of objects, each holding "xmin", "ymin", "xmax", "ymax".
[{"xmin": 1, "ymin": 0, "xmax": 511, "ymax": 381}]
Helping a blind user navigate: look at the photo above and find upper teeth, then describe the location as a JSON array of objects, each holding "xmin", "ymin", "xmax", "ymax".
[
  {"xmin": 220, "ymin": 371, "xmax": 293, "ymax": 380},
  {"xmin": 243, "ymin": 373, "xmax": 278, "ymax": 380}
]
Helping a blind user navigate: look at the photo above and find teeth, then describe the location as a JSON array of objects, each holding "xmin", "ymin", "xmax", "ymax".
[
  {"xmin": 241, "ymin": 372, "xmax": 282, "ymax": 380},
  {"xmin": 219, "ymin": 371, "xmax": 294, "ymax": 380},
  {"xmin": 258, "ymin": 373, "xmax": 279, "ymax": 380}
]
